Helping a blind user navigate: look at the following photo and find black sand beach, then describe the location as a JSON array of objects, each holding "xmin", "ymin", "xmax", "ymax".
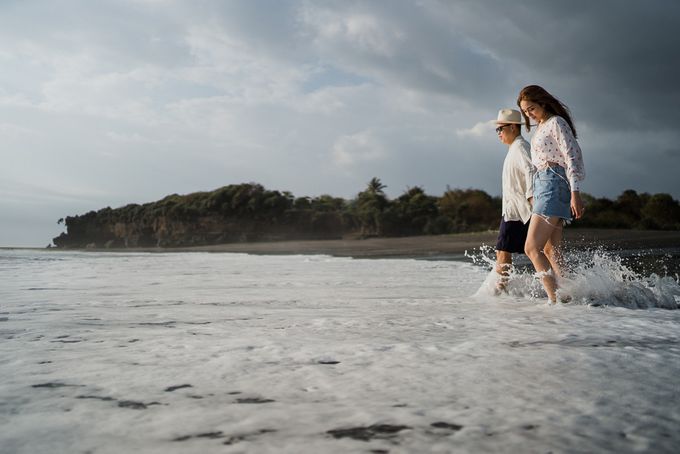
[{"xmin": 78, "ymin": 229, "xmax": 680, "ymax": 260}]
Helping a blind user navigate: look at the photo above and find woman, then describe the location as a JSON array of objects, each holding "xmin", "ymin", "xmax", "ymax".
[{"xmin": 517, "ymin": 85, "xmax": 585, "ymax": 303}]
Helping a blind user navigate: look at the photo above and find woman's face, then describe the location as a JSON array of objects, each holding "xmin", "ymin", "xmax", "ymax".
[{"xmin": 520, "ymin": 100, "xmax": 547, "ymax": 123}]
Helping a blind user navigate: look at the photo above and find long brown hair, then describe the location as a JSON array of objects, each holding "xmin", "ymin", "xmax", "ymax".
[{"xmin": 517, "ymin": 85, "xmax": 577, "ymax": 138}]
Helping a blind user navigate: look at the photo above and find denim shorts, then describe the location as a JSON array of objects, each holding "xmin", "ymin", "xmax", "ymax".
[{"xmin": 533, "ymin": 165, "xmax": 572, "ymax": 220}]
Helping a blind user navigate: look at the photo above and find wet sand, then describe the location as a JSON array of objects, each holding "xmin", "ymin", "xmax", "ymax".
[{"xmin": 107, "ymin": 229, "xmax": 680, "ymax": 259}]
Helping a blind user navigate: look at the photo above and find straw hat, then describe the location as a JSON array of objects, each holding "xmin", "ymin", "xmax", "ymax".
[{"xmin": 493, "ymin": 109, "xmax": 522, "ymax": 124}]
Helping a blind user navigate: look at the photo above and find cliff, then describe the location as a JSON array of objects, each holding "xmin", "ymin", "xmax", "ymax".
[{"xmin": 53, "ymin": 183, "xmax": 353, "ymax": 248}]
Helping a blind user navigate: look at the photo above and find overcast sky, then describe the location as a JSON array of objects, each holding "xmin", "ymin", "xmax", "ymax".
[{"xmin": 2, "ymin": 0, "xmax": 679, "ymax": 246}]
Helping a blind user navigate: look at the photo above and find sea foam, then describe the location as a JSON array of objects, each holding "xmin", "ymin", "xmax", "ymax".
[{"xmin": 467, "ymin": 245, "xmax": 680, "ymax": 309}]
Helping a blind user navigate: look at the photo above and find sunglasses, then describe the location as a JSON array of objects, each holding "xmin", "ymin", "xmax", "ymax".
[{"xmin": 495, "ymin": 124, "xmax": 512, "ymax": 133}]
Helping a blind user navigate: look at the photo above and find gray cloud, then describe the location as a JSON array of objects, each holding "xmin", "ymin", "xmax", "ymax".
[
  {"xmin": 1, "ymin": 0, "xmax": 679, "ymax": 246},
  {"xmin": 433, "ymin": 0, "xmax": 680, "ymax": 130}
]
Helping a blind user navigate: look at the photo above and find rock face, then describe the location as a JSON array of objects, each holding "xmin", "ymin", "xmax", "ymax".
[
  {"xmin": 53, "ymin": 183, "xmax": 353, "ymax": 248},
  {"xmin": 54, "ymin": 213, "xmax": 350, "ymax": 249}
]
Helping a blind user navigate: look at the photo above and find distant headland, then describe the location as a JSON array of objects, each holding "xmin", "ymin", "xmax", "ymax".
[{"xmin": 52, "ymin": 178, "xmax": 680, "ymax": 249}]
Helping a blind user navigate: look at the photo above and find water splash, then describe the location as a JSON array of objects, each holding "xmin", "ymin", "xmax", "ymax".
[
  {"xmin": 558, "ymin": 249, "xmax": 680, "ymax": 309},
  {"xmin": 466, "ymin": 245, "xmax": 680, "ymax": 309},
  {"xmin": 466, "ymin": 245, "xmax": 545, "ymax": 301}
]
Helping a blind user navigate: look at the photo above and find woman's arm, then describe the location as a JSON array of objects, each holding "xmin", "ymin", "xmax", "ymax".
[
  {"xmin": 552, "ymin": 117, "xmax": 585, "ymax": 218},
  {"xmin": 553, "ymin": 117, "xmax": 585, "ymax": 191}
]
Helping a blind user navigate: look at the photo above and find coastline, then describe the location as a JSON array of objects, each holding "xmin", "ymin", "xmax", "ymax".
[{"xmin": 15, "ymin": 228, "xmax": 679, "ymax": 259}]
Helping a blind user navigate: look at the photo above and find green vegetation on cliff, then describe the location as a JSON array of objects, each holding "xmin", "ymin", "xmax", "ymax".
[{"xmin": 53, "ymin": 180, "xmax": 680, "ymax": 248}]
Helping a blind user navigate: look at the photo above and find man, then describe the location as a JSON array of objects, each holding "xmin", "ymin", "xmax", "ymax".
[{"xmin": 493, "ymin": 109, "xmax": 535, "ymax": 292}]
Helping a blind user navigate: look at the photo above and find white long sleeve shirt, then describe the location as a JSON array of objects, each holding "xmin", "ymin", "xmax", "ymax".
[
  {"xmin": 502, "ymin": 136, "xmax": 534, "ymax": 223},
  {"xmin": 530, "ymin": 115, "xmax": 586, "ymax": 191}
]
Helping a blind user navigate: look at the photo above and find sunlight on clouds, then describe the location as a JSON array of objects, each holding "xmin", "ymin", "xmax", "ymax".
[
  {"xmin": 164, "ymin": 96, "xmax": 242, "ymax": 142},
  {"xmin": 456, "ymin": 121, "xmax": 493, "ymax": 138},
  {"xmin": 332, "ymin": 130, "xmax": 386, "ymax": 168},
  {"xmin": 183, "ymin": 25, "xmax": 305, "ymax": 105},
  {"xmin": 301, "ymin": 6, "xmax": 404, "ymax": 58},
  {"xmin": 27, "ymin": 46, "xmax": 164, "ymax": 122},
  {"xmin": 297, "ymin": 88, "xmax": 347, "ymax": 114},
  {"xmin": 295, "ymin": 84, "xmax": 378, "ymax": 115}
]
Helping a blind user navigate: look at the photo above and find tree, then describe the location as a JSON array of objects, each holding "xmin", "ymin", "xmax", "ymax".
[
  {"xmin": 616, "ymin": 189, "xmax": 644, "ymax": 220},
  {"xmin": 641, "ymin": 193, "xmax": 680, "ymax": 229},
  {"xmin": 354, "ymin": 177, "xmax": 389, "ymax": 237},
  {"xmin": 382, "ymin": 186, "xmax": 439, "ymax": 236},
  {"xmin": 366, "ymin": 177, "xmax": 387, "ymax": 195},
  {"xmin": 439, "ymin": 188, "xmax": 499, "ymax": 232}
]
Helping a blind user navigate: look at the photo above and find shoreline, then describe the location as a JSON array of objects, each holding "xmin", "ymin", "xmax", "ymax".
[{"xmin": 8, "ymin": 229, "xmax": 679, "ymax": 259}]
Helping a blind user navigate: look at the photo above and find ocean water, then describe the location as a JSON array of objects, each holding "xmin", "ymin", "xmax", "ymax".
[{"xmin": 1, "ymin": 249, "xmax": 680, "ymax": 454}]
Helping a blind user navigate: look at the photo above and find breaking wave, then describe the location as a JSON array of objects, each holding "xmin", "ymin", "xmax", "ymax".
[{"xmin": 468, "ymin": 245, "xmax": 680, "ymax": 309}]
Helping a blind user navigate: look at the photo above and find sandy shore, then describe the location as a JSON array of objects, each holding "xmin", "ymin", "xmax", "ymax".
[{"xmin": 85, "ymin": 228, "xmax": 680, "ymax": 259}]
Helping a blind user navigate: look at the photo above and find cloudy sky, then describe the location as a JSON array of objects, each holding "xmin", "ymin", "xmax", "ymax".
[{"xmin": 2, "ymin": 0, "xmax": 679, "ymax": 246}]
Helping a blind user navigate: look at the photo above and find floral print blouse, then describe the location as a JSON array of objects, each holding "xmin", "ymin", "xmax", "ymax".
[{"xmin": 530, "ymin": 115, "xmax": 585, "ymax": 191}]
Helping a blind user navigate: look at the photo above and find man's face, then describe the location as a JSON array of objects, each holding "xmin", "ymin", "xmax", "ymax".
[{"xmin": 496, "ymin": 124, "xmax": 514, "ymax": 145}]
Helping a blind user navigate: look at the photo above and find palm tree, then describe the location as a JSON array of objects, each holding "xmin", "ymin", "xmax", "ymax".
[
  {"xmin": 355, "ymin": 178, "xmax": 389, "ymax": 237},
  {"xmin": 366, "ymin": 177, "xmax": 387, "ymax": 195}
]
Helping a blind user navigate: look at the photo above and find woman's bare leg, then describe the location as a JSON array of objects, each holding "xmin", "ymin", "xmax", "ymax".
[
  {"xmin": 543, "ymin": 224, "xmax": 564, "ymax": 278},
  {"xmin": 525, "ymin": 214, "xmax": 562, "ymax": 302}
]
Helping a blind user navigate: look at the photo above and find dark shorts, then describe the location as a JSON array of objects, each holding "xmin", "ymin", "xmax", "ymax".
[{"xmin": 496, "ymin": 218, "xmax": 529, "ymax": 253}]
